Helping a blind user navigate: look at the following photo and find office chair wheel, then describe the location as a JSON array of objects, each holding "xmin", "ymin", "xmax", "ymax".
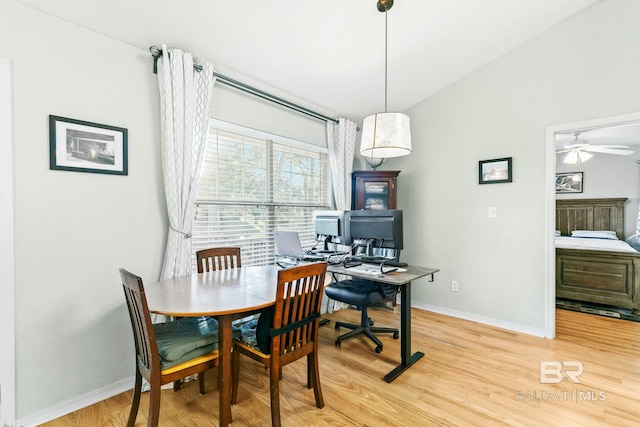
[
  {"xmin": 334, "ymin": 324, "xmax": 340, "ymax": 330},
  {"xmin": 393, "ymin": 331, "xmax": 399, "ymax": 339},
  {"xmin": 335, "ymin": 339, "xmax": 341, "ymax": 347},
  {"xmin": 375, "ymin": 344, "xmax": 383, "ymax": 353},
  {"xmin": 368, "ymin": 318, "xmax": 374, "ymax": 326}
]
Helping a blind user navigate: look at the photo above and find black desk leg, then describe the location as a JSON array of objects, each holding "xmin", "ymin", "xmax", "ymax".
[{"xmin": 383, "ymin": 280, "xmax": 424, "ymax": 382}]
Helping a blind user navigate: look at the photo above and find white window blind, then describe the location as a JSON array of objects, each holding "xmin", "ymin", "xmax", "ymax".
[{"xmin": 192, "ymin": 121, "xmax": 330, "ymax": 267}]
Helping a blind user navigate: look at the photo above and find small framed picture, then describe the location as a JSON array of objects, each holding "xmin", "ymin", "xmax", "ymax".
[
  {"xmin": 49, "ymin": 115, "xmax": 128, "ymax": 175},
  {"xmin": 479, "ymin": 157, "xmax": 512, "ymax": 184},
  {"xmin": 556, "ymin": 172, "xmax": 583, "ymax": 194}
]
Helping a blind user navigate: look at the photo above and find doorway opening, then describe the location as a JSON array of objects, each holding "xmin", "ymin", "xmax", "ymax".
[{"xmin": 545, "ymin": 111, "xmax": 640, "ymax": 337}]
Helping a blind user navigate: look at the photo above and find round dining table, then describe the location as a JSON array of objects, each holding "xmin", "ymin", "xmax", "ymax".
[{"xmin": 145, "ymin": 265, "xmax": 282, "ymax": 427}]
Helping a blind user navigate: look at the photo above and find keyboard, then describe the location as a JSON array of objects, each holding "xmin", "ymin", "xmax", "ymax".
[
  {"xmin": 382, "ymin": 260, "xmax": 408, "ymax": 267},
  {"xmin": 358, "ymin": 256, "xmax": 390, "ymax": 263}
]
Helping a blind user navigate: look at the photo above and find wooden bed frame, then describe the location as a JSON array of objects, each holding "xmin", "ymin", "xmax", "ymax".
[{"xmin": 556, "ymin": 198, "xmax": 640, "ymax": 313}]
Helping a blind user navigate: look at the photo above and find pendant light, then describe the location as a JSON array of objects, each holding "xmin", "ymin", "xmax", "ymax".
[{"xmin": 360, "ymin": 0, "xmax": 412, "ymax": 160}]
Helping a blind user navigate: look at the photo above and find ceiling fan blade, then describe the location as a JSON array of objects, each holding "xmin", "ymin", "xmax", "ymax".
[
  {"xmin": 589, "ymin": 144, "xmax": 631, "ymax": 149},
  {"xmin": 585, "ymin": 146, "xmax": 634, "ymax": 155}
]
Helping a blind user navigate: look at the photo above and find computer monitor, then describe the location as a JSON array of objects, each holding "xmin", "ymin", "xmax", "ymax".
[
  {"xmin": 344, "ymin": 209, "xmax": 403, "ymax": 258},
  {"xmin": 313, "ymin": 210, "xmax": 346, "ymax": 249}
]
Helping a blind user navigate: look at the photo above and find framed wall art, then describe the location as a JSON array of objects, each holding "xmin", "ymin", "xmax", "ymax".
[
  {"xmin": 556, "ymin": 172, "xmax": 583, "ymax": 194},
  {"xmin": 49, "ymin": 115, "xmax": 128, "ymax": 175},
  {"xmin": 479, "ymin": 157, "xmax": 512, "ymax": 184}
]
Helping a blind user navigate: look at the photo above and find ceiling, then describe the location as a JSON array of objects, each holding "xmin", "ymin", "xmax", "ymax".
[{"xmin": 15, "ymin": 0, "xmax": 598, "ymax": 120}]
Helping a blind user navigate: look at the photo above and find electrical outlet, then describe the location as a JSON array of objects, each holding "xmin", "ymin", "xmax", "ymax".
[
  {"xmin": 451, "ymin": 280, "xmax": 459, "ymax": 292},
  {"xmin": 488, "ymin": 207, "xmax": 497, "ymax": 218}
]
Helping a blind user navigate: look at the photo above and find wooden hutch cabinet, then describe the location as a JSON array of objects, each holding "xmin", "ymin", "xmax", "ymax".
[{"xmin": 351, "ymin": 170, "xmax": 400, "ymax": 210}]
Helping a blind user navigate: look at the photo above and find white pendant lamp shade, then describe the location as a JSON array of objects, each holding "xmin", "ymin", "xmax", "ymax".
[{"xmin": 360, "ymin": 112, "xmax": 412, "ymax": 159}]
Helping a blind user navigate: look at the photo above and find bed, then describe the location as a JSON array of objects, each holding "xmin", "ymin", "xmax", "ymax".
[{"xmin": 555, "ymin": 198, "xmax": 640, "ymax": 314}]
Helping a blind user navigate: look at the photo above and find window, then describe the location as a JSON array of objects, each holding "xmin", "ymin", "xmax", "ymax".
[{"xmin": 192, "ymin": 120, "xmax": 330, "ymax": 267}]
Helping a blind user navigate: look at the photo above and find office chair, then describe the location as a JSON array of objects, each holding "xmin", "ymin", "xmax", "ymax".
[
  {"xmin": 324, "ymin": 278, "xmax": 399, "ymax": 353},
  {"xmin": 232, "ymin": 262, "xmax": 327, "ymax": 427},
  {"xmin": 196, "ymin": 247, "xmax": 241, "ymax": 273},
  {"xmin": 119, "ymin": 268, "xmax": 223, "ymax": 427}
]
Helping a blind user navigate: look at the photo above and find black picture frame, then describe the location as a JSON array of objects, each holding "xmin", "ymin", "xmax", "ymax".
[
  {"xmin": 49, "ymin": 115, "xmax": 128, "ymax": 175},
  {"xmin": 556, "ymin": 172, "xmax": 583, "ymax": 194},
  {"xmin": 479, "ymin": 157, "xmax": 512, "ymax": 184}
]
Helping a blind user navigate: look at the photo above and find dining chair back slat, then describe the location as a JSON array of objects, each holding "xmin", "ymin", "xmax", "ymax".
[{"xmin": 196, "ymin": 247, "xmax": 241, "ymax": 273}]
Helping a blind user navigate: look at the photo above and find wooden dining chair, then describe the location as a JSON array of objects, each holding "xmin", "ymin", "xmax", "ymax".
[
  {"xmin": 168, "ymin": 247, "xmax": 240, "ymax": 392},
  {"xmin": 231, "ymin": 262, "xmax": 327, "ymax": 427},
  {"xmin": 119, "ymin": 268, "xmax": 221, "ymax": 427},
  {"xmin": 196, "ymin": 247, "xmax": 241, "ymax": 273}
]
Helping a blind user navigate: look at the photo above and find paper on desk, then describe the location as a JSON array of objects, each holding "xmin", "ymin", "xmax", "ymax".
[{"xmin": 348, "ymin": 265, "xmax": 406, "ymax": 275}]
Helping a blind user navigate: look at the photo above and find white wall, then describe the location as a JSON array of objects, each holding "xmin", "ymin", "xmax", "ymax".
[
  {"xmin": 0, "ymin": 1, "xmax": 165, "ymax": 419},
  {"xmin": 387, "ymin": 0, "xmax": 640, "ymax": 333},
  {"xmin": 211, "ymin": 83, "xmax": 327, "ymax": 147},
  {"xmin": 0, "ymin": 1, "xmax": 328, "ymax": 423}
]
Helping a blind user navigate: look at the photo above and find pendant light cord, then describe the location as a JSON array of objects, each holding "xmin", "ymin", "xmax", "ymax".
[{"xmin": 384, "ymin": 9, "xmax": 388, "ymax": 113}]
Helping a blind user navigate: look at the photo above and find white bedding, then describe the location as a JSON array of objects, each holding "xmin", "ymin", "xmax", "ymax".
[{"xmin": 555, "ymin": 236, "xmax": 638, "ymax": 253}]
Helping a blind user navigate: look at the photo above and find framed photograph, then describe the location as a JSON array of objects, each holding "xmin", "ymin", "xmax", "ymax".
[
  {"xmin": 556, "ymin": 172, "xmax": 583, "ymax": 194},
  {"xmin": 49, "ymin": 115, "xmax": 128, "ymax": 175},
  {"xmin": 479, "ymin": 157, "xmax": 512, "ymax": 184}
]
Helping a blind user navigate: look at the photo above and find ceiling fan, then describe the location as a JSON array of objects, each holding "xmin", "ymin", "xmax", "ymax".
[{"xmin": 556, "ymin": 132, "xmax": 634, "ymax": 165}]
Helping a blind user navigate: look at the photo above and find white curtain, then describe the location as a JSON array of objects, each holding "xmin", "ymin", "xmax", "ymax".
[
  {"xmin": 157, "ymin": 44, "xmax": 215, "ymax": 280},
  {"xmin": 327, "ymin": 118, "xmax": 357, "ymax": 210},
  {"xmin": 325, "ymin": 118, "xmax": 357, "ymax": 312}
]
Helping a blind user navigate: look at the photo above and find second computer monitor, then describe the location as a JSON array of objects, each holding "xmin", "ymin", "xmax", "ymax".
[
  {"xmin": 313, "ymin": 210, "xmax": 346, "ymax": 245},
  {"xmin": 345, "ymin": 209, "xmax": 403, "ymax": 251}
]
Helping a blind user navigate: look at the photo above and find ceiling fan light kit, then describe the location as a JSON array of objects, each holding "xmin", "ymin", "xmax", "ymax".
[
  {"xmin": 360, "ymin": 0, "xmax": 412, "ymax": 161},
  {"xmin": 563, "ymin": 150, "xmax": 592, "ymax": 165}
]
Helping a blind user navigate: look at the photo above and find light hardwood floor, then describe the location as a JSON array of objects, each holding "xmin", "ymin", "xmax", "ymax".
[{"xmin": 42, "ymin": 307, "xmax": 640, "ymax": 426}]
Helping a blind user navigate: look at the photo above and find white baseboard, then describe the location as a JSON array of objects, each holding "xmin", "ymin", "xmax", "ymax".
[
  {"xmin": 16, "ymin": 377, "xmax": 134, "ymax": 427},
  {"xmin": 412, "ymin": 302, "xmax": 547, "ymax": 338}
]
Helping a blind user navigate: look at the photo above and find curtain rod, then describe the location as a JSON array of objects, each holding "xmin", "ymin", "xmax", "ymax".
[{"xmin": 149, "ymin": 46, "xmax": 338, "ymax": 124}]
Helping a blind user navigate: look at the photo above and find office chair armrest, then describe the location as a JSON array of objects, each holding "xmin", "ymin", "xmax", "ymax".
[{"xmin": 379, "ymin": 283, "xmax": 399, "ymax": 300}]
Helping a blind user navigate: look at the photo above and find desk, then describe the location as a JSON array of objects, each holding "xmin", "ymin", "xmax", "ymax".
[
  {"xmin": 326, "ymin": 264, "xmax": 438, "ymax": 382},
  {"xmin": 145, "ymin": 266, "xmax": 281, "ymax": 427}
]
